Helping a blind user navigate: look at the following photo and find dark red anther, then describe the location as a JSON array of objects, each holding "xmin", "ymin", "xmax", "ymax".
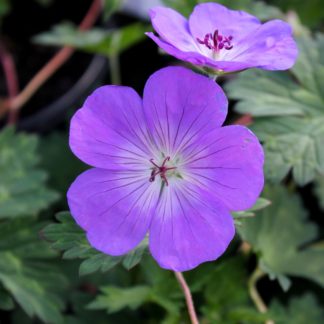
[
  {"xmin": 149, "ymin": 156, "xmax": 176, "ymax": 186},
  {"xmin": 197, "ymin": 29, "xmax": 233, "ymax": 52}
]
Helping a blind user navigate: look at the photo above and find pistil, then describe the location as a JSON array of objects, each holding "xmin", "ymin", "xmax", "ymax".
[{"xmin": 149, "ymin": 156, "xmax": 176, "ymax": 186}]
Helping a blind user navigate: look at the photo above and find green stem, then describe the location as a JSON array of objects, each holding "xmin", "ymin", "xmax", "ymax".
[
  {"xmin": 248, "ymin": 267, "xmax": 267, "ymax": 313},
  {"xmin": 248, "ymin": 268, "xmax": 275, "ymax": 324},
  {"xmin": 109, "ymin": 54, "xmax": 121, "ymax": 85}
]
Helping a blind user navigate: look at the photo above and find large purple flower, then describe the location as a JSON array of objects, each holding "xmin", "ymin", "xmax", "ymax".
[
  {"xmin": 67, "ymin": 67, "xmax": 264, "ymax": 271},
  {"xmin": 146, "ymin": 3, "xmax": 298, "ymax": 74}
]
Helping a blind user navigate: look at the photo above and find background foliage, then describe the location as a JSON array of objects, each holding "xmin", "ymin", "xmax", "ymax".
[{"xmin": 0, "ymin": 0, "xmax": 324, "ymax": 323}]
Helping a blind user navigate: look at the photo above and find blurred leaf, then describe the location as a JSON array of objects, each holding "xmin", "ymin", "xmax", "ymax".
[
  {"xmin": 314, "ymin": 175, "xmax": 324, "ymax": 210},
  {"xmin": 88, "ymin": 286, "xmax": 151, "ymax": 313},
  {"xmin": 0, "ymin": 128, "xmax": 59, "ymax": 219},
  {"xmin": 102, "ymin": 0, "xmax": 122, "ymax": 21},
  {"xmin": 232, "ymin": 197, "xmax": 271, "ymax": 219},
  {"xmin": 0, "ymin": 218, "xmax": 67, "ymax": 323},
  {"xmin": 161, "ymin": 0, "xmax": 198, "ymax": 16},
  {"xmin": 226, "ymin": 35, "xmax": 324, "ymax": 185},
  {"xmin": 239, "ymin": 185, "xmax": 324, "ymax": 291},
  {"xmin": 39, "ymin": 132, "xmax": 87, "ymax": 203},
  {"xmin": 43, "ymin": 212, "xmax": 148, "ymax": 275},
  {"xmin": 88, "ymin": 257, "xmax": 182, "ymax": 323},
  {"xmin": 270, "ymin": 0, "xmax": 324, "ymax": 28},
  {"xmin": 201, "ymin": 257, "xmax": 267, "ymax": 323},
  {"xmin": 34, "ymin": 22, "xmax": 147, "ymax": 57},
  {"xmin": 162, "ymin": 0, "xmax": 282, "ymax": 20},
  {"xmin": 270, "ymin": 294, "xmax": 324, "ymax": 324}
]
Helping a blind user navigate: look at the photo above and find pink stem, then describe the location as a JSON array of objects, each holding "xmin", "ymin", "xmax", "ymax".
[
  {"xmin": 174, "ymin": 271, "xmax": 199, "ymax": 324},
  {"xmin": 0, "ymin": 0, "xmax": 102, "ymax": 121},
  {"xmin": 0, "ymin": 42, "xmax": 19, "ymax": 124}
]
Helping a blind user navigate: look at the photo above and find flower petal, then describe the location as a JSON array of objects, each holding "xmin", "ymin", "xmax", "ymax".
[
  {"xmin": 228, "ymin": 20, "xmax": 298, "ymax": 70},
  {"xmin": 146, "ymin": 32, "xmax": 211, "ymax": 66},
  {"xmin": 69, "ymin": 86, "xmax": 154, "ymax": 169},
  {"xmin": 149, "ymin": 182, "xmax": 235, "ymax": 271},
  {"xmin": 149, "ymin": 6, "xmax": 198, "ymax": 52},
  {"xmin": 189, "ymin": 3, "xmax": 260, "ymax": 42},
  {"xmin": 182, "ymin": 125, "xmax": 264, "ymax": 211},
  {"xmin": 143, "ymin": 66, "xmax": 228, "ymax": 157},
  {"xmin": 67, "ymin": 168, "xmax": 160, "ymax": 255}
]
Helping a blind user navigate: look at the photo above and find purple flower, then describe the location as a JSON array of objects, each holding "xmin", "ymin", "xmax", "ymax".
[
  {"xmin": 146, "ymin": 3, "xmax": 298, "ymax": 74},
  {"xmin": 67, "ymin": 67, "xmax": 264, "ymax": 271}
]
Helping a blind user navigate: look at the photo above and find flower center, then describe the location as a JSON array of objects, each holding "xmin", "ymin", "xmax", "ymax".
[
  {"xmin": 197, "ymin": 29, "xmax": 233, "ymax": 52},
  {"xmin": 149, "ymin": 156, "xmax": 176, "ymax": 186}
]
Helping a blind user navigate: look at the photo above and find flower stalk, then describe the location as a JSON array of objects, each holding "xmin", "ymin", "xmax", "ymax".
[
  {"xmin": 248, "ymin": 267, "xmax": 275, "ymax": 324},
  {"xmin": 174, "ymin": 271, "xmax": 199, "ymax": 324},
  {"xmin": 0, "ymin": 0, "xmax": 102, "ymax": 121},
  {"xmin": 0, "ymin": 42, "xmax": 19, "ymax": 124}
]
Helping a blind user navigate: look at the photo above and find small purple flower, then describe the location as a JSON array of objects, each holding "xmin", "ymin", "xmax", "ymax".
[
  {"xmin": 67, "ymin": 67, "xmax": 264, "ymax": 271},
  {"xmin": 146, "ymin": 3, "xmax": 298, "ymax": 74}
]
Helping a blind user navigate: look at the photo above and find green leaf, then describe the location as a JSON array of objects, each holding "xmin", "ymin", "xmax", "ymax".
[
  {"xmin": 0, "ymin": 128, "xmax": 59, "ymax": 219},
  {"xmin": 33, "ymin": 22, "xmax": 148, "ymax": 57},
  {"xmin": 232, "ymin": 197, "xmax": 271, "ymax": 219},
  {"xmin": 43, "ymin": 212, "xmax": 147, "ymax": 275},
  {"xmin": 225, "ymin": 35, "xmax": 324, "ymax": 118},
  {"xmin": 239, "ymin": 185, "xmax": 324, "ymax": 291},
  {"xmin": 122, "ymin": 238, "xmax": 147, "ymax": 270},
  {"xmin": 161, "ymin": 0, "xmax": 282, "ymax": 20},
  {"xmin": 88, "ymin": 257, "xmax": 182, "ymax": 323},
  {"xmin": 270, "ymin": 294, "xmax": 324, "ymax": 324},
  {"xmin": 39, "ymin": 132, "xmax": 87, "ymax": 203},
  {"xmin": 225, "ymin": 34, "xmax": 324, "ymax": 185},
  {"xmin": 102, "ymin": 0, "xmax": 121, "ymax": 21},
  {"xmin": 251, "ymin": 117, "xmax": 324, "ymax": 185},
  {"xmin": 0, "ymin": 218, "xmax": 67, "ymax": 323},
  {"xmin": 201, "ymin": 257, "xmax": 267, "ymax": 323},
  {"xmin": 88, "ymin": 286, "xmax": 151, "ymax": 313}
]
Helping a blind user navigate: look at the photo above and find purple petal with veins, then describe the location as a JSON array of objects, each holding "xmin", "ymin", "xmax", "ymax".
[
  {"xmin": 147, "ymin": 3, "xmax": 298, "ymax": 73},
  {"xmin": 67, "ymin": 67, "xmax": 264, "ymax": 271}
]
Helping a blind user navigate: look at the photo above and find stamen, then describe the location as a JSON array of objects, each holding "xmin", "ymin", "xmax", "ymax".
[
  {"xmin": 149, "ymin": 156, "xmax": 176, "ymax": 186},
  {"xmin": 197, "ymin": 29, "xmax": 233, "ymax": 53}
]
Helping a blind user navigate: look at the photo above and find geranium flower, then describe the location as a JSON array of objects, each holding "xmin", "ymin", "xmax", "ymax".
[
  {"xmin": 146, "ymin": 3, "xmax": 298, "ymax": 74},
  {"xmin": 67, "ymin": 67, "xmax": 264, "ymax": 271}
]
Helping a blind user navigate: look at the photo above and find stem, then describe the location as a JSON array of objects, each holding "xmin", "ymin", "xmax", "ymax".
[
  {"xmin": 248, "ymin": 267, "xmax": 275, "ymax": 324},
  {"xmin": 174, "ymin": 271, "xmax": 199, "ymax": 324},
  {"xmin": 248, "ymin": 267, "xmax": 267, "ymax": 313},
  {"xmin": 0, "ymin": 0, "xmax": 102, "ymax": 118},
  {"xmin": 0, "ymin": 43, "xmax": 19, "ymax": 124},
  {"xmin": 109, "ymin": 54, "xmax": 121, "ymax": 85}
]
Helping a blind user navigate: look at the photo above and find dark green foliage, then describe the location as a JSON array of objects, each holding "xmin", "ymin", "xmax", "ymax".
[
  {"xmin": 270, "ymin": 294, "xmax": 324, "ymax": 324},
  {"xmin": 0, "ymin": 128, "xmax": 58, "ymax": 218},
  {"xmin": 43, "ymin": 212, "xmax": 147, "ymax": 276},
  {"xmin": 226, "ymin": 35, "xmax": 324, "ymax": 185},
  {"xmin": 0, "ymin": 218, "xmax": 67, "ymax": 323},
  {"xmin": 1, "ymin": 1, "xmax": 324, "ymax": 323},
  {"xmin": 240, "ymin": 185, "xmax": 324, "ymax": 291}
]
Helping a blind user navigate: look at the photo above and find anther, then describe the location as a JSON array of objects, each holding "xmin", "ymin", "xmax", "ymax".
[{"xmin": 197, "ymin": 29, "xmax": 233, "ymax": 52}]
